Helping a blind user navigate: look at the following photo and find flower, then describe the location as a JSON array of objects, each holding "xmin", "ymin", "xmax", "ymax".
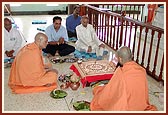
[{"xmin": 70, "ymin": 73, "xmax": 80, "ymax": 83}]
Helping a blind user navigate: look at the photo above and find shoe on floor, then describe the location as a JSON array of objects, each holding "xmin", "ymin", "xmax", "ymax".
[
  {"xmin": 103, "ymin": 50, "xmax": 108, "ymax": 56},
  {"xmin": 97, "ymin": 56, "xmax": 103, "ymax": 60}
]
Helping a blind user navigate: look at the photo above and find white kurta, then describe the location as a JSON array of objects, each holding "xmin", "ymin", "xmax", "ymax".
[
  {"xmin": 76, "ymin": 24, "xmax": 104, "ymax": 56},
  {"xmin": 4, "ymin": 28, "xmax": 22, "ymax": 58}
]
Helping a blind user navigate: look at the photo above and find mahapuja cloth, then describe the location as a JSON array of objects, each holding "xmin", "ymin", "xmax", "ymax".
[{"xmin": 70, "ymin": 60, "xmax": 114, "ymax": 87}]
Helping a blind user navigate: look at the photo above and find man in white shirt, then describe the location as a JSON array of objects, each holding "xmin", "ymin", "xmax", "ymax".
[
  {"xmin": 75, "ymin": 15, "xmax": 107, "ymax": 60},
  {"xmin": 4, "ymin": 18, "xmax": 22, "ymax": 61}
]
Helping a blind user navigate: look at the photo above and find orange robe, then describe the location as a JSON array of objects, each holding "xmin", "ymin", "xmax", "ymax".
[
  {"xmin": 90, "ymin": 61, "xmax": 157, "ymax": 111},
  {"xmin": 8, "ymin": 43, "xmax": 57, "ymax": 94}
]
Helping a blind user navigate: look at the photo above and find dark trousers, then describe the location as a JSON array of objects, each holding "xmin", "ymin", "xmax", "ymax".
[
  {"xmin": 42, "ymin": 43, "xmax": 75, "ymax": 56},
  {"xmin": 67, "ymin": 30, "xmax": 77, "ymax": 38}
]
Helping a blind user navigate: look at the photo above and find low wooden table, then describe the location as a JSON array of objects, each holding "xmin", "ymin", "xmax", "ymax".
[{"xmin": 70, "ymin": 60, "xmax": 114, "ymax": 87}]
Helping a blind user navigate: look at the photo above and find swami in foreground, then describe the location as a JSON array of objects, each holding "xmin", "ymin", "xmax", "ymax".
[
  {"xmin": 8, "ymin": 32, "xmax": 58, "ymax": 94},
  {"xmin": 90, "ymin": 46, "xmax": 157, "ymax": 111}
]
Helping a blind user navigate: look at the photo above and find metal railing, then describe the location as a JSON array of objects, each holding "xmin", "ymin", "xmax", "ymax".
[{"xmin": 80, "ymin": 4, "xmax": 164, "ymax": 81}]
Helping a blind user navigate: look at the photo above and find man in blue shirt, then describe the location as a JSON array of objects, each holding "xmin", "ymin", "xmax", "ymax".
[
  {"xmin": 66, "ymin": 5, "xmax": 81, "ymax": 39},
  {"xmin": 43, "ymin": 16, "xmax": 75, "ymax": 56}
]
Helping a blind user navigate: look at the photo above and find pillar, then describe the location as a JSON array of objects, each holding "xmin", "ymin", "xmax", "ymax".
[{"xmin": 147, "ymin": 4, "xmax": 158, "ymax": 23}]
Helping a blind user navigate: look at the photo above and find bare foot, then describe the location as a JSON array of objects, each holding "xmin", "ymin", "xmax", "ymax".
[
  {"xmin": 47, "ymin": 53, "xmax": 53, "ymax": 58},
  {"xmin": 46, "ymin": 68, "xmax": 58, "ymax": 74},
  {"xmin": 52, "ymin": 69, "xmax": 58, "ymax": 74}
]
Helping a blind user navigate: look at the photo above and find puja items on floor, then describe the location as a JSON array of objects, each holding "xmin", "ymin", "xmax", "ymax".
[
  {"xmin": 59, "ymin": 73, "xmax": 72, "ymax": 90},
  {"xmin": 59, "ymin": 72, "xmax": 80, "ymax": 90},
  {"xmin": 60, "ymin": 81, "xmax": 71, "ymax": 90},
  {"xmin": 73, "ymin": 101, "xmax": 90, "ymax": 111},
  {"xmin": 50, "ymin": 57, "xmax": 78, "ymax": 64},
  {"xmin": 50, "ymin": 89, "xmax": 68, "ymax": 99},
  {"xmin": 69, "ymin": 73, "xmax": 80, "ymax": 90}
]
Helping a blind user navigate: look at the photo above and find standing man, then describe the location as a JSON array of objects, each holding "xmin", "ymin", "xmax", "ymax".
[
  {"xmin": 8, "ymin": 32, "xmax": 58, "ymax": 94},
  {"xmin": 4, "ymin": 18, "xmax": 22, "ymax": 59},
  {"xmin": 66, "ymin": 5, "xmax": 81, "ymax": 39},
  {"xmin": 43, "ymin": 16, "xmax": 75, "ymax": 56}
]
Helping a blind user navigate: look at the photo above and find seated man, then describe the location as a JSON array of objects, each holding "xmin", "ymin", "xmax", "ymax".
[
  {"xmin": 42, "ymin": 16, "xmax": 75, "ymax": 57},
  {"xmin": 8, "ymin": 32, "xmax": 58, "ymax": 94},
  {"xmin": 66, "ymin": 5, "xmax": 81, "ymax": 40},
  {"xmin": 90, "ymin": 46, "xmax": 157, "ymax": 111},
  {"xmin": 4, "ymin": 18, "xmax": 22, "ymax": 62},
  {"xmin": 75, "ymin": 15, "xmax": 107, "ymax": 60}
]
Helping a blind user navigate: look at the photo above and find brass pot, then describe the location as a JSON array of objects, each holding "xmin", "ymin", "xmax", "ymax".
[{"xmin": 69, "ymin": 82, "xmax": 80, "ymax": 90}]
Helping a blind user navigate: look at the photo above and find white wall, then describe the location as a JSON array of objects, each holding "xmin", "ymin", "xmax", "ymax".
[{"xmin": 10, "ymin": 4, "xmax": 67, "ymax": 12}]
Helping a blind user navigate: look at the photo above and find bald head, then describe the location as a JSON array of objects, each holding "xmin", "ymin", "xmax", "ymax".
[
  {"xmin": 35, "ymin": 32, "xmax": 46, "ymax": 41},
  {"xmin": 116, "ymin": 46, "xmax": 132, "ymax": 65},
  {"xmin": 81, "ymin": 15, "xmax": 89, "ymax": 27},
  {"xmin": 34, "ymin": 32, "xmax": 48, "ymax": 49}
]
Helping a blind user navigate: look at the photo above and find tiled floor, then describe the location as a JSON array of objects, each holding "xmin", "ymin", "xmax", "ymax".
[{"xmin": 2, "ymin": 15, "xmax": 165, "ymax": 112}]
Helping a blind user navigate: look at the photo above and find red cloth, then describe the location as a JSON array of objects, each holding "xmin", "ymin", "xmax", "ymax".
[{"xmin": 70, "ymin": 61, "xmax": 113, "ymax": 87}]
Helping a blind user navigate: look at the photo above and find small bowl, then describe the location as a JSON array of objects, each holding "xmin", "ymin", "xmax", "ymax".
[
  {"xmin": 60, "ymin": 82, "xmax": 70, "ymax": 89},
  {"xmin": 59, "ymin": 74, "xmax": 67, "ymax": 82},
  {"xmin": 77, "ymin": 60, "xmax": 82, "ymax": 64}
]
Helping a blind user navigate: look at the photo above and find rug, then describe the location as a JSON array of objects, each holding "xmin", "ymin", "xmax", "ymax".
[{"xmin": 70, "ymin": 60, "xmax": 114, "ymax": 87}]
